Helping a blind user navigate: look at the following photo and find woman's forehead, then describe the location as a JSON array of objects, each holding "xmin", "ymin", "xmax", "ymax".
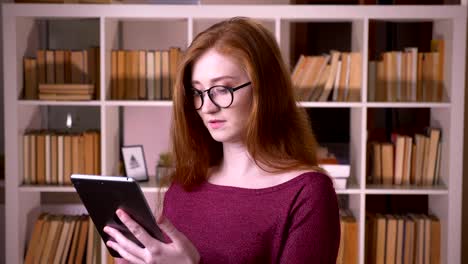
[{"xmin": 191, "ymin": 50, "xmax": 247, "ymax": 83}]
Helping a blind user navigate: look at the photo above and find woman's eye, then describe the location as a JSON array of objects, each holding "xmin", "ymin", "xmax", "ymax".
[{"xmin": 213, "ymin": 87, "xmax": 229, "ymax": 95}]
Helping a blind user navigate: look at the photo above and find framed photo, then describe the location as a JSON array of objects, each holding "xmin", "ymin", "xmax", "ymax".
[{"xmin": 121, "ymin": 145, "xmax": 149, "ymax": 182}]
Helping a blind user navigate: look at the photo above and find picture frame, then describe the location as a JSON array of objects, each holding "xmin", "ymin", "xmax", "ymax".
[{"xmin": 121, "ymin": 145, "xmax": 149, "ymax": 182}]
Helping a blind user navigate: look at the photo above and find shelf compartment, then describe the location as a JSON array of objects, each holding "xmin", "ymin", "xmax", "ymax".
[
  {"xmin": 367, "ymin": 19, "xmax": 453, "ymax": 104},
  {"xmin": 17, "ymin": 17, "xmax": 101, "ymax": 101},
  {"xmin": 104, "ymin": 17, "xmax": 188, "ymax": 101}
]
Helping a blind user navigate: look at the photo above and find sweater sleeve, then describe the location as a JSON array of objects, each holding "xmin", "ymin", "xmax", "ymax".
[{"xmin": 279, "ymin": 174, "xmax": 341, "ymax": 264}]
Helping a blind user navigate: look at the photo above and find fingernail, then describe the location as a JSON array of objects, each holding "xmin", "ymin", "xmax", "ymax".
[{"xmin": 116, "ymin": 209, "xmax": 124, "ymax": 218}]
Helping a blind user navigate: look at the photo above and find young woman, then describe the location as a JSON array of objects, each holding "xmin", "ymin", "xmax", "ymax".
[{"xmin": 105, "ymin": 17, "xmax": 340, "ymax": 264}]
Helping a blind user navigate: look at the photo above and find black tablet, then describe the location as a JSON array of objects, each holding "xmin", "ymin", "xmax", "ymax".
[{"xmin": 71, "ymin": 174, "xmax": 166, "ymax": 257}]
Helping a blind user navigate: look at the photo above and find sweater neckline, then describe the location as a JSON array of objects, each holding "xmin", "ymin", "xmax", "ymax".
[{"xmin": 200, "ymin": 171, "xmax": 320, "ymax": 194}]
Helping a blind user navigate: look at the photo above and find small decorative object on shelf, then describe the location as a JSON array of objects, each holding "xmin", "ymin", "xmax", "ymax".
[
  {"xmin": 156, "ymin": 152, "xmax": 174, "ymax": 185},
  {"xmin": 121, "ymin": 145, "xmax": 148, "ymax": 182}
]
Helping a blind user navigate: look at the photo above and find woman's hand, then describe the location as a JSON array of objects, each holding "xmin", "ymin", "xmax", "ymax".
[{"xmin": 104, "ymin": 209, "xmax": 200, "ymax": 264}]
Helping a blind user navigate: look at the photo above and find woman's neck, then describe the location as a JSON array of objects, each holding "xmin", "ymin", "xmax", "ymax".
[{"xmin": 208, "ymin": 142, "xmax": 263, "ymax": 186}]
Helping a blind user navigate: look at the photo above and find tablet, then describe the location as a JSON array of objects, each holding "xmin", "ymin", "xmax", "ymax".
[{"xmin": 71, "ymin": 174, "xmax": 166, "ymax": 257}]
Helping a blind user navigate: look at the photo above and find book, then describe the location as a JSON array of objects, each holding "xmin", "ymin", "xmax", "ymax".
[
  {"xmin": 24, "ymin": 213, "xmax": 48, "ymax": 264},
  {"xmin": 146, "ymin": 51, "xmax": 155, "ymax": 100},
  {"xmin": 52, "ymin": 216, "xmax": 73, "ymax": 264},
  {"xmin": 347, "ymin": 51, "xmax": 362, "ymax": 102},
  {"xmin": 54, "ymin": 50, "xmax": 65, "ymax": 84},
  {"xmin": 23, "ymin": 134, "xmax": 31, "ymax": 184},
  {"xmin": 139, "ymin": 50, "xmax": 147, "ymax": 100},
  {"xmin": 381, "ymin": 143, "xmax": 394, "ymax": 185},
  {"xmin": 50, "ymin": 134, "xmax": 58, "ymax": 184},
  {"xmin": 385, "ymin": 215, "xmax": 397, "ymax": 264},
  {"xmin": 36, "ymin": 50, "xmax": 46, "ymax": 86},
  {"xmin": 430, "ymin": 39, "xmax": 445, "ymax": 102},
  {"xmin": 424, "ymin": 128, "xmax": 441, "ymax": 185},
  {"xmin": 430, "ymin": 216, "xmax": 440, "ymax": 264},
  {"xmin": 336, "ymin": 53, "xmax": 350, "ymax": 102},
  {"xmin": 58, "ymin": 135, "xmax": 64, "ymax": 185},
  {"xmin": 70, "ymin": 50, "xmax": 84, "ymax": 84},
  {"xmin": 393, "ymin": 135, "xmax": 405, "ymax": 185},
  {"xmin": 73, "ymin": 216, "xmax": 89, "ymax": 263},
  {"xmin": 111, "ymin": 50, "xmax": 118, "ymax": 99},
  {"xmin": 45, "ymin": 134, "xmax": 51, "ymax": 184},
  {"xmin": 376, "ymin": 60, "xmax": 386, "ymax": 101},
  {"xmin": 36, "ymin": 133, "xmax": 46, "ymax": 185},
  {"xmin": 161, "ymin": 50, "xmax": 170, "ymax": 100},
  {"xmin": 154, "ymin": 50, "xmax": 162, "ymax": 99},
  {"xmin": 45, "ymin": 50, "xmax": 55, "ymax": 84},
  {"xmin": 403, "ymin": 216, "xmax": 415, "ymax": 264},
  {"xmin": 319, "ymin": 51, "xmax": 340, "ymax": 101},
  {"xmin": 375, "ymin": 214, "xmax": 387, "ymax": 264},
  {"xmin": 117, "ymin": 50, "xmax": 126, "ymax": 100},
  {"xmin": 23, "ymin": 57, "xmax": 38, "ymax": 99},
  {"xmin": 41, "ymin": 215, "xmax": 64, "ymax": 262},
  {"xmin": 395, "ymin": 216, "xmax": 404, "ymax": 264},
  {"xmin": 38, "ymin": 93, "xmax": 93, "ymax": 101}
]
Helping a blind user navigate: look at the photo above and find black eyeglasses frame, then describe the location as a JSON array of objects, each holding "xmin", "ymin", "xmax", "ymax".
[{"xmin": 191, "ymin": 81, "xmax": 251, "ymax": 110}]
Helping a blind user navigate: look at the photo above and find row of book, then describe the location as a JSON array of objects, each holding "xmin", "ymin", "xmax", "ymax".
[
  {"xmin": 22, "ymin": 130, "xmax": 101, "ymax": 185},
  {"xmin": 366, "ymin": 213, "xmax": 440, "ymax": 264},
  {"xmin": 23, "ymin": 47, "xmax": 100, "ymax": 101},
  {"xmin": 369, "ymin": 127, "xmax": 441, "ymax": 186},
  {"xmin": 24, "ymin": 213, "xmax": 100, "ymax": 264},
  {"xmin": 109, "ymin": 47, "xmax": 183, "ymax": 100},
  {"xmin": 292, "ymin": 51, "xmax": 362, "ymax": 102},
  {"xmin": 368, "ymin": 39, "xmax": 445, "ymax": 102},
  {"xmin": 337, "ymin": 210, "xmax": 358, "ymax": 264}
]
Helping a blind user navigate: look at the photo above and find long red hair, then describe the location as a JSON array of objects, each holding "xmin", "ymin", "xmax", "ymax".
[{"xmin": 171, "ymin": 17, "xmax": 321, "ymax": 189}]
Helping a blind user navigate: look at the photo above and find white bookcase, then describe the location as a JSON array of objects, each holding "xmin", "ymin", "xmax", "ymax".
[{"xmin": 3, "ymin": 4, "xmax": 466, "ymax": 264}]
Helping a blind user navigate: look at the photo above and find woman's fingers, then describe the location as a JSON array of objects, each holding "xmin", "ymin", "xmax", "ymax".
[
  {"xmin": 106, "ymin": 239, "xmax": 146, "ymax": 264},
  {"xmin": 104, "ymin": 225, "xmax": 146, "ymax": 262},
  {"xmin": 115, "ymin": 209, "xmax": 163, "ymax": 248}
]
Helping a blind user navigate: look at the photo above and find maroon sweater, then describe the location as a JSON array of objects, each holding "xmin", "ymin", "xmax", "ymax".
[{"xmin": 163, "ymin": 172, "xmax": 340, "ymax": 264}]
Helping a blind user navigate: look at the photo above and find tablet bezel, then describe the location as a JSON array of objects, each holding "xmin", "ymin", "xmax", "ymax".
[{"xmin": 71, "ymin": 174, "xmax": 165, "ymax": 258}]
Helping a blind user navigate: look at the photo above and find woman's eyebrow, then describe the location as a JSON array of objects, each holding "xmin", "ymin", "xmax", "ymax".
[{"xmin": 191, "ymin": 75, "xmax": 237, "ymax": 86}]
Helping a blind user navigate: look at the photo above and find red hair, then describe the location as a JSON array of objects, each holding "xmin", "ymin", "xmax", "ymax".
[{"xmin": 171, "ymin": 17, "xmax": 321, "ymax": 189}]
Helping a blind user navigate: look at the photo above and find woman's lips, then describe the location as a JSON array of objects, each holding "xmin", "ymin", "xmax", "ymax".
[{"xmin": 208, "ymin": 120, "xmax": 225, "ymax": 129}]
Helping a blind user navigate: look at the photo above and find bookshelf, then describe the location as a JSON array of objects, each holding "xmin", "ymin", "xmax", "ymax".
[{"xmin": 3, "ymin": 3, "xmax": 466, "ymax": 264}]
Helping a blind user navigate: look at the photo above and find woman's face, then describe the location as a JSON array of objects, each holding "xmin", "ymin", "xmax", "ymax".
[{"xmin": 191, "ymin": 49, "xmax": 253, "ymax": 143}]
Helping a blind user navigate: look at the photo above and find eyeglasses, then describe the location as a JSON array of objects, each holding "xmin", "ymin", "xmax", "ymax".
[{"xmin": 191, "ymin": 81, "xmax": 251, "ymax": 110}]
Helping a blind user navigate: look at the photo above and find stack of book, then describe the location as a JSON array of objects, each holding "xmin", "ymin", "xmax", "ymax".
[
  {"xmin": 369, "ymin": 127, "xmax": 441, "ymax": 186},
  {"xmin": 366, "ymin": 213, "xmax": 440, "ymax": 264},
  {"xmin": 291, "ymin": 50, "xmax": 362, "ymax": 102},
  {"xmin": 110, "ymin": 47, "xmax": 183, "ymax": 100},
  {"xmin": 38, "ymin": 83, "xmax": 95, "ymax": 101},
  {"xmin": 368, "ymin": 39, "xmax": 445, "ymax": 102},
  {"xmin": 22, "ymin": 130, "xmax": 101, "ymax": 186},
  {"xmin": 23, "ymin": 47, "xmax": 99, "ymax": 101},
  {"xmin": 337, "ymin": 209, "xmax": 358, "ymax": 264},
  {"xmin": 24, "ymin": 213, "xmax": 100, "ymax": 263}
]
